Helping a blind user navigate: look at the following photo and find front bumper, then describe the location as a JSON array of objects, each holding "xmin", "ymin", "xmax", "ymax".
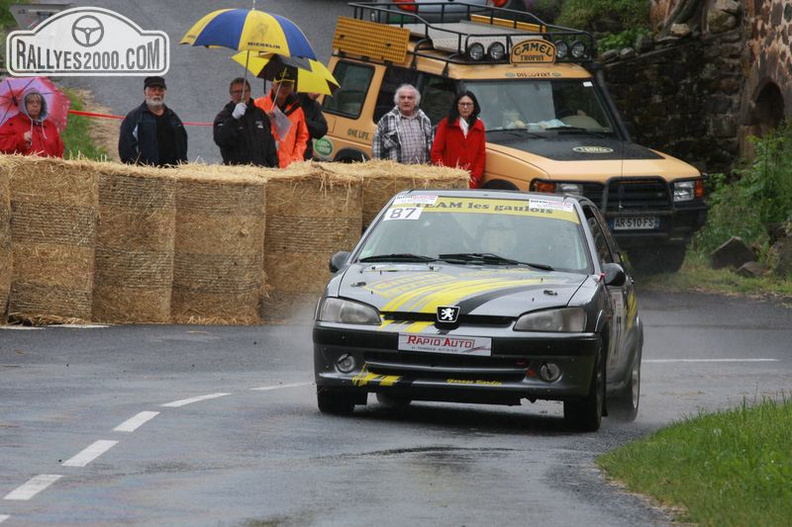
[{"xmin": 313, "ymin": 325, "xmax": 598, "ymax": 405}]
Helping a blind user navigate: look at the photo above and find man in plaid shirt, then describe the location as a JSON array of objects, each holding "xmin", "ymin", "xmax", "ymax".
[{"xmin": 372, "ymin": 84, "xmax": 434, "ymax": 164}]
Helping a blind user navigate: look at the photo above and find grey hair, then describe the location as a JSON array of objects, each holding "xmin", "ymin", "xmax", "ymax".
[{"xmin": 394, "ymin": 84, "xmax": 420, "ymax": 106}]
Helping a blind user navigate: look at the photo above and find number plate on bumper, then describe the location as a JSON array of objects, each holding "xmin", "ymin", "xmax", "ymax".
[
  {"xmin": 399, "ymin": 334, "xmax": 492, "ymax": 356},
  {"xmin": 613, "ymin": 216, "xmax": 659, "ymax": 230}
]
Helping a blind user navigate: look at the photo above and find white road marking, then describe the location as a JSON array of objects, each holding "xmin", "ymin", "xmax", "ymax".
[
  {"xmin": 161, "ymin": 393, "xmax": 230, "ymax": 407},
  {"xmin": 250, "ymin": 382, "xmax": 312, "ymax": 391},
  {"xmin": 0, "ymin": 514, "xmax": 9, "ymax": 522},
  {"xmin": 4, "ymin": 475, "xmax": 62, "ymax": 500},
  {"xmin": 645, "ymin": 358, "xmax": 779, "ymax": 363},
  {"xmin": 62, "ymin": 440, "xmax": 118, "ymax": 467},
  {"xmin": 114, "ymin": 411, "xmax": 160, "ymax": 432}
]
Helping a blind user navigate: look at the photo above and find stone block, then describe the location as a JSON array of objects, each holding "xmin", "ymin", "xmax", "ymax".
[{"xmin": 710, "ymin": 236, "xmax": 755, "ymax": 269}]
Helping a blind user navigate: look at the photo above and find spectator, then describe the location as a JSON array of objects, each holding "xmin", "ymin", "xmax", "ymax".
[
  {"xmin": 431, "ymin": 91, "xmax": 487, "ymax": 188},
  {"xmin": 214, "ymin": 77, "xmax": 278, "ymax": 167},
  {"xmin": 119, "ymin": 76, "xmax": 187, "ymax": 167},
  {"xmin": 0, "ymin": 90, "xmax": 64, "ymax": 158},
  {"xmin": 372, "ymin": 84, "xmax": 433, "ymax": 164},
  {"xmin": 297, "ymin": 92, "xmax": 328, "ymax": 160},
  {"xmin": 254, "ymin": 69, "xmax": 309, "ymax": 168}
]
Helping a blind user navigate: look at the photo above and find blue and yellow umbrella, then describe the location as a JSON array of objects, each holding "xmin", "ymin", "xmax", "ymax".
[{"xmin": 180, "ymin": 8, "xmax": 316, "ymax": 59}]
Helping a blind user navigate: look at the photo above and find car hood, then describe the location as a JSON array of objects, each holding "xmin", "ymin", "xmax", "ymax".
[
  {"xmin": 487, "ymin": 133, "xmax": 662, "ymax": 162},
  {"xmin": 332, "ymin": 263, "xmax": 588, "ymax": 316}
]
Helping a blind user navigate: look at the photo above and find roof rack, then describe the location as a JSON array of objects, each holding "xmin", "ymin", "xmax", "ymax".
[{"xmin": 346, "ymin": 1, "xmax": 595, "ymax": 68}]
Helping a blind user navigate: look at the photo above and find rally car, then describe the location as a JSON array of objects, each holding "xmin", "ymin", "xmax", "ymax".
[{"xmin": 313, "ymin": 189, "xmax": 643, "ymax": 431}]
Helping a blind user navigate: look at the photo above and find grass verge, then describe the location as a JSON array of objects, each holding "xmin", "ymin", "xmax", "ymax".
[
  {"xmin": 598, "ymin": 397, "xmax": 792, "ymax": 527},
  {"xmin": 61, "ymin": 87, "xmax": 111, "ymax": 161}
]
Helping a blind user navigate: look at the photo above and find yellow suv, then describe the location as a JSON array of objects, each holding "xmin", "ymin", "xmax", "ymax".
[{"xmin": 314, "ymin": 1, "xmax": 708, "ymax": 273}]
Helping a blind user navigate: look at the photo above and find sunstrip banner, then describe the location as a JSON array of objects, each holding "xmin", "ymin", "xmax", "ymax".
[{"xmin": 6, "ymin": 7, "xmax": 169, "ymax": 76}]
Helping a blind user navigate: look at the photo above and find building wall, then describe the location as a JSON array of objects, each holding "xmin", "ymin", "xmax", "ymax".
[{"xmin": 603, "ymin": 0, "xmax": 790, "ymax": 173}]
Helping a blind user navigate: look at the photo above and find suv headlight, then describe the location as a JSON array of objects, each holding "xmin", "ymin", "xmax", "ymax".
[
  {"xmin": 673, "ymin": 180, "xmax": 705, "ymax": 202},
  {"xmin": 514, "ymin": 308, "xmax": 586, "ymax": 332},
  {"xmin": 317, "ymin": 298, "xmax": 381, "ymax": 325}
]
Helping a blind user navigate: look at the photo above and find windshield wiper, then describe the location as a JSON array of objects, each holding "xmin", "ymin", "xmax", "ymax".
[
  {"xmin": 359, "ymin": 253, "xmax": 437, "ymax": 263},
  {"xmin": 439, "ymin": 253, "xmax": 555, "ymax": 271}
]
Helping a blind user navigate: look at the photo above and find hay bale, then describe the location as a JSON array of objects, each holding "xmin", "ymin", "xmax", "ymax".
[
  {"xmin": 171, "ymin": 167, "xmax": 267, "ymax": 324},
  {"xmin": 315, "ymin": 160, "xmax": 469, "ymax": 227},
  {"xmin": 93, "ymin": 166, "xmax": 175, "ymax": 323},
  {"xmin": 0, "ymin": 160, "xmax": 11, "ymax": 321},
  {"xmin": 261, "ymin": 163, "xmax": 363, "ymax": 320},
  {"xmin": 7, "ymin": 156, "xmax": 98, "ymax": 323}
]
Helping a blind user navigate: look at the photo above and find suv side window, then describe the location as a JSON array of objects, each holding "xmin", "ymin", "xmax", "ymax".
[
  {"xmin": 420, "ymin": 75, "xmax": 458, "ymax": 125},
  {"xmin": 323, "ymin": 61, "xmax": 374, "ymax": 118},
  {"xmin": 373, "ymin": 66, "xmax": 419, "ymax": 123}
]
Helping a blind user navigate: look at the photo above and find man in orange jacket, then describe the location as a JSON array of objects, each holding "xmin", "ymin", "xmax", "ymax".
[{"xmin": 254, "ymin": 69, "xmax": 309, "ymax": 168}]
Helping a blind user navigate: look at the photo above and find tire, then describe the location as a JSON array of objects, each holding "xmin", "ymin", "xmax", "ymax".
[
  {"xmin": 609, "ymin": 349, "xmax": 641, "ymax": 421},
  {"xmin": 317, "ymin": 389, "xmax": 356, "ymax": 415},
  {"xmin": 564, "ymin": 343, "xmax": 605, "ymax": 432},
  {"xmin": 376, "ymin": 392, "xmax": 412, "ymax": 408},
  {"xmin": 483, "ymin": 180, "xmax": 519, "ymax": 190}
]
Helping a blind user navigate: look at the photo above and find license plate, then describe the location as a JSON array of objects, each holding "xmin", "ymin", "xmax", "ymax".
[
  {"xmin": 613, "ymin": 216, "xmax": 659, "ymax": 230},
  {"xmin": 398, "ymin": 334, "xmax": 492, "ymax": 356}
]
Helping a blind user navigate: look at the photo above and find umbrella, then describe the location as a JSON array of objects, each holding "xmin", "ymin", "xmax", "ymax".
[
  {"xmin": 231, "ymin": 52, "xmax": 340, "ymax": 96},
  {"xmin": 180, "ymin": 8, "xmax": 316, "ymax": 59},
  {"xmin": 0, "ymin": 76, "xmax": 70, "ymax": 132}
]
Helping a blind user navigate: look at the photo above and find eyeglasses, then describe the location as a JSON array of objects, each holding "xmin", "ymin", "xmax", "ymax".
[{"xmin": 458, "ymin": 102, "xmax": 474, "ymax": 107}]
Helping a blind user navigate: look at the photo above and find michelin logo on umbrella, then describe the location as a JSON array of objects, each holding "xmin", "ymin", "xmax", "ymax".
[{"xmin": 6, "ymin": 6, "xmax": 169, "ymax": 76}]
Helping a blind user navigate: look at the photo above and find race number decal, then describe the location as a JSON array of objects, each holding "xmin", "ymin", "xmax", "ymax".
[{"xmin": 383, "ymin": 206, "xmax": 423, "ymax": 221}]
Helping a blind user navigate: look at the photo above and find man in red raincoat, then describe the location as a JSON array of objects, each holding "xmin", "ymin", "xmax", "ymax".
[
  {"xmin": 254, "ymin": 69, "xmax": 309, "ymax": 168},
  {"xmin": 0, "ymin": 89, "xmax": 64, "ymax": 158}
]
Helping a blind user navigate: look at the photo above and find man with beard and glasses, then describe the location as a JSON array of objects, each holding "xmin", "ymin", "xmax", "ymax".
[{"xmin": 119, "ymin": 76, "xmax": 187, "ymax": 167}]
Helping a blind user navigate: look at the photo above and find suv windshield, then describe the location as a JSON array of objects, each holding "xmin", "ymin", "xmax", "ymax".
[{"xmin": 467, "ymin": 79, "xmax": 615, "ymax": 134}]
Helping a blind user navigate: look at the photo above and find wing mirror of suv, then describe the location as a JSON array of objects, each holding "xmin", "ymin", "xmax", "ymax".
[
  {"xmin": 329, "ymin": 251, "xmax": 351, "ymax": 273},
  {"xmin": 602, "ymin": 262, "xmax": 627, "ymax": 287}
]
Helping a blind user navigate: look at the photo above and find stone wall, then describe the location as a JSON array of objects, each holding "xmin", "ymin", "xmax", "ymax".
[{"xmin": 600, "ymin": 0, "xmax": 791, "ymax": 174}]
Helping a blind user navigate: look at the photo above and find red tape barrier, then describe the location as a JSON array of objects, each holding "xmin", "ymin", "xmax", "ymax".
[{"xmin": 68, "ymin": 109, "xmax": 213, "ymax": 127}]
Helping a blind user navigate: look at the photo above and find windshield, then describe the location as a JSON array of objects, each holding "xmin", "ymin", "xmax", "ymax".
[
  {"xmin": 357, "ymin": 196, "xmax": 592, "ymax": 273},
  {"xmin": 466, "ymin": 79, "xmax": 615, "ymax": 134}
]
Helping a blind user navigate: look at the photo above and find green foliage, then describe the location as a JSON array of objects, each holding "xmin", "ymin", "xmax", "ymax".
[
  {"xmin": 0, "ymin": 0, "xmax": 23, "ymax": 28},
  {"xmin": 597, "ymin": 27, "xmax": 653, "ymax": 53},
  {"xmin": 691, "ymin": 125, "xmax": 792, "ymax": 257},
  {"xmin": 599, "ymin": 397, "xmax": 792, "ymax": 527},
  {"xmin": 61, "ymin": 88, "xmax": 109, "ymax": 161},
  {"xmin": 555, "ymin": 0, "xmax": 648, "ymax": 31}
]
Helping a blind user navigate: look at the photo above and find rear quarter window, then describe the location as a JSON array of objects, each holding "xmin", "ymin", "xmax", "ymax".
[{"xmin": 323, "ymin": 61, "xmax": 375, "ymax": 118}]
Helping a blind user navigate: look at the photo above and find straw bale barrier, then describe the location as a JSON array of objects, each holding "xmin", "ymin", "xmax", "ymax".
[
  {"xmin": 259, "ymin": 163, "xmax": 363, "ymax": 321},
  {"xmin": 0, "ymin": 161, "xmax": 10, "ymax": 320},
  {"xmin": 94, "ymin": 164, "xmax": 175, "ymax": 324},
  {"xmin": 329, "ymin": 160, "xmax": 469, "ymax": 227},
  {"xmin": 5, "ymin": 156, "xmax": 98, "ymax": 323},
  {"xmin": 171, "ymin": 165, "xmax": 269, "ymax": 325}
]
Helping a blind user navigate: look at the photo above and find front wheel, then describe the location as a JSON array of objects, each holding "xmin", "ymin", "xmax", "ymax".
[
  {"xmin": 317, "ymin": 389, "xmax": 356, "ymax": 415},
  {"xmin": 610, "ymin": 349, "xmax": 641, "ymax": 421},
  {"xmin": 564, "ymin": 344, "xmax": 605, "ymax": 432}
]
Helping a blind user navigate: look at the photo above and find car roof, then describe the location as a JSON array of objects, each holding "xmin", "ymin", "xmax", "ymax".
[{"xmin": 394, "ymin": 188, "xmax": 588, "ymax": 206}]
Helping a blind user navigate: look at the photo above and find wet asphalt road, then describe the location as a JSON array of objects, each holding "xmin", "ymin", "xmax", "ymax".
[{"xmin": 1, "ymin": 290, "xmax": 790, "ymax": 526}]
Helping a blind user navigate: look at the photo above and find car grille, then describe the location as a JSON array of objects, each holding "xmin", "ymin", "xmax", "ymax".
[
  {"xmin": 383, "ymin": 312, "xmax": 513, "ymax": 327},
  {"xmin": 364, "ymin": 351, "xmax": 529, "ymax": 382},
  {"xmin": 582, "ymin": 177, "xmax": 672, "ymax": 212}
]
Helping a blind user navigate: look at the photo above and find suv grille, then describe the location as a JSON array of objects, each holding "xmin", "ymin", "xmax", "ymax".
[{"xmin": 583, "ymin": 178, "xmax": 671, "ymax": 212}]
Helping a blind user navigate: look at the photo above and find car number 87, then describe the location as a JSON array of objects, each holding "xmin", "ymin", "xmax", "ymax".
[{"xmin": 384, "ymin": 206, "xmax": 423, "ymax": 221}]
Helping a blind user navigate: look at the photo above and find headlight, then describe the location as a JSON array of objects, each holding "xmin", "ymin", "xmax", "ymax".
[
  {"xmin": 514, "ymin": 308, "xmax": 586, "ymax": 332},
  {"xmin": 467, "ymin": 43, "xmax": 485, "ymax": 61},
  {"xmin": 487, "ymin": 42, "xmax": 506, "ymax": 61},
  {"xmin": 317, "ymin": 298, "xmax": 381, "ymax": 325},
  {"xmin": 673, "ymin": 180, "xmax": 704, "ymax": 202},
  {"xmin": 570, "ymin": 40, "xmax": 588, "ymax": 59},
  {"xmin": 555, "ymin": 41, "xmax": 569, "ymax": 60},
  {"xmin": 558, "ymin": 183, "xmax": 584, "ymax": 195}
]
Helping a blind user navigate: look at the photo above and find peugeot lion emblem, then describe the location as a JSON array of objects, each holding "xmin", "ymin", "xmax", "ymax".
[{"xmin": 437, "ymin": 306, "xmax": 460, "ymax": 323}]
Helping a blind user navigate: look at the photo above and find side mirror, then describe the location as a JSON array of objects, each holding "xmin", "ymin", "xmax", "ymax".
[
  {"xmin": 329, "ymin": 251, "xmax": 351, "ymax": 273},
  {"xmin": 602, "ymin": 262, "xmax": 627, "ymax": 287}
]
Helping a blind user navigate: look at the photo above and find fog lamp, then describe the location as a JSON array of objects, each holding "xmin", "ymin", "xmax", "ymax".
[
  {"xmin": 336, "ymin": 353, "xmax": 356, "ymax": 373},
  {"xmin": 571, "ymin": 41, "xmax": 587, "ymax": 59},
  {"xmin": 467, "ymin": 43, "xmax": 485, "ymax": 61},
  {"xmin": 539, "ymin": 362, "xmax": 562, "ymax": 382},
  {"xmin": 487, "ymin": 42, "xmax": 506, "ymax": 61},
  {"xmin": 555, "ymin": 41, "xmax": 569, "ymax": 60}
]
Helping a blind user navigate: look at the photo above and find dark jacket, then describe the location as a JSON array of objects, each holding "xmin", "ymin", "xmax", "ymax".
[
  {"xmin": 119, "ymin": 102, "xmax": 188, "ymax": 167},
  {"xmin": 213, "ymin": 100, "xmax": 278, "ymax": 167},
  {"xmin": 297, "ymin": 93, "xmax": 328, "ymax": 160}
]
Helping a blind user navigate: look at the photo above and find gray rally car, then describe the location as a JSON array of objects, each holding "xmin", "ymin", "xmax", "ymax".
[{"xmin": 313, "ymin": 189, "xmax": 643, "ymax": 431}]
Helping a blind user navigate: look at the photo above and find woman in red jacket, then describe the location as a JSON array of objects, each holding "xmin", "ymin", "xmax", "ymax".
[
  {"xmin": 431, "ymin": 91, "xmax": 486, "ymax": 188},
  {"xmin": 0, "ymin": 90, "xmax": 65, "ymax": 158}
]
